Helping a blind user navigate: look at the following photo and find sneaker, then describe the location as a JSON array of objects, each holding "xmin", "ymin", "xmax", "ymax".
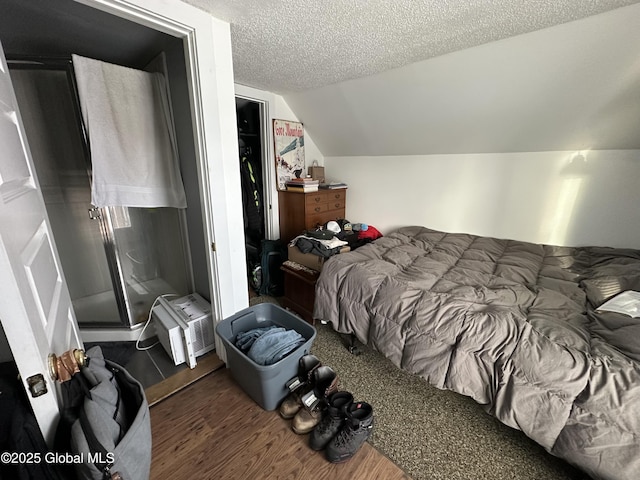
[{"xmin": 325, "ymin": 402, "xmax": 374, "ymax": 463}]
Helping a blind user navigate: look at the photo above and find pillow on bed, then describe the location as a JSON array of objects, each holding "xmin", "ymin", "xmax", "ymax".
[{"xmin": 581, "ymin": 275, "xmax": 640, "ymax": 308}]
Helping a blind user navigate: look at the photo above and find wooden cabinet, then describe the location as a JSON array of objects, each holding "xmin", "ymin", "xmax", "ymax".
[
  {"xmin": 280, "ymin": 263, "xmax": 319, "ymax": 325},
  {"xmin": 278, "ymin": 188, "xmax": 346, "ymax": 243}
]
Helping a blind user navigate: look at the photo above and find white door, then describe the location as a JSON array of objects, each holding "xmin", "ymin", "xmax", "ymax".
[{"xmin": 0, "ymin": 42, "xmax": 82, "ymax": 445}]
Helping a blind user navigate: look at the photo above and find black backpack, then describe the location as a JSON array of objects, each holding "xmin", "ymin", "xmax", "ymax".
[{"xmin": 258, "ymin": 239, "xmax": 287, "ymax": 296}]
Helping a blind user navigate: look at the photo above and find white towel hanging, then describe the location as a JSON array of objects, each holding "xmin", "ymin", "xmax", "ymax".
[{"xmin": 72, "ymin": 54, "xmax": 187, "ymax": 208}]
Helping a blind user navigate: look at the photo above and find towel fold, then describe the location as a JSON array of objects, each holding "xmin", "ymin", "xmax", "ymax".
[{"xmin": 72, "ymin": 54, "xmax": 187, "ymax": 208}]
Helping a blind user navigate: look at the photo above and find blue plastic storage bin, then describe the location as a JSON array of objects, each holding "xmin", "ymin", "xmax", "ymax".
[{"xmin": 216, "ymin": 303, "xmax": 316, "ymax": 410}]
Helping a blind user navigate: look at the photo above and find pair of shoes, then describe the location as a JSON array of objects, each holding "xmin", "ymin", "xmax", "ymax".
[
  {"xmin": 309, "ymin": 391, "xmax": 374, "ymax": 463},
  {"xmin": 291, "ymin": 365, "xmax": 339, "ymax": 434},
  {"xmin": 280, "ymin": 354, "xmax": 321, "ymax": 419}
]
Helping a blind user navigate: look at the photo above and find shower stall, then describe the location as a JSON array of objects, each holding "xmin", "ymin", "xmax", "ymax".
[{"xmin": 9, "ymin": 59, "xmax": 193, "ymax": 328}]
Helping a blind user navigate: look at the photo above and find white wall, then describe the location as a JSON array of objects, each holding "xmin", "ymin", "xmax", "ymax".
[{"xmin": 326, "ymin": 149, "xmax": 640, "ymax": 249}]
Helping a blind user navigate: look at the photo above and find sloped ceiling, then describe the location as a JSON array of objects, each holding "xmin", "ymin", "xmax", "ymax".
[
  {"xmin": 285, "ymin": 4, "xmax": 640, "ymax": 155},
  {"xmin": 184, "ymin": 0, "xmax": 639, "ymax": 94},
  {"xmin": 184, "ymin": 0, "xmax": 640, "ymax": 156}
]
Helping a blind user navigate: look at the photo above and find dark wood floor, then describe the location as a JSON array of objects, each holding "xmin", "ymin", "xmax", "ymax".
[{"xmin": 150, "ymin": 367, "xmax": 411, "ymax": 480}]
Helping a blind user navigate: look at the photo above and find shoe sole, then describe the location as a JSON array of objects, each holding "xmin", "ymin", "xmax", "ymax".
[
  {"xmin": 292, "ymin": 424, "xmax": 317, "ymax": 435},
  {"xmin": 327, "ymin": 454, "xmax": 353, "ymax": 463},
  {"xmin": 326, "ymin": 438, "xmax": 370, "ymax": 463},
  {"xmin": 308, "ymin": 439, "xmax": 327, "ymax": 451},
  {"xmin": 280, "ymin": 410, "xmax": 299, "ymax": 419}
]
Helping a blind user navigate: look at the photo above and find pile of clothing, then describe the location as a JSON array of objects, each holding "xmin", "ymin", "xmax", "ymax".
[
  {"xmin": 290, "ymin": 219, "xmax": 382, "ymax": 259},
  {"xmin": 235, "ymin": 325, "xmax": 305, "ymax": 366}
]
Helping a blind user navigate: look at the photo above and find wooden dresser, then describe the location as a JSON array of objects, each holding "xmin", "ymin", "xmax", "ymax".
[{"xmin": 278, "ymin": 188, "xmax": 346, "ymax": 243}]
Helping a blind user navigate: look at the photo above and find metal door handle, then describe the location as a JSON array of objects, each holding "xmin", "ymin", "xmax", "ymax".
[{"xmin": 48, "ymin": 349, "xmax": 87, "ymax": 381}]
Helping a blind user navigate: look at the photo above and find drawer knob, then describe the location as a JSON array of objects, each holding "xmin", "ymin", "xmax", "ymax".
[
  {"xmin": 335, "ymin": 203, "xmax": 341, "ymax": 208},
  {"xmin": 334, "ymin": 194, "xmax": 340, "ymax": 199},
  {"xmin": 314, "ymin": 197, "xmax": 321, "ymax": 202},
  {"xmin": 315, "ymin": 207, "xmax": 321, "ymax": 212}
]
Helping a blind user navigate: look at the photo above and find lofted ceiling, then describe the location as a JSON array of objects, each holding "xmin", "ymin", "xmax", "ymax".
[
  {"xmin": 185, "ymin": 0, "xmax": 640, "ymax": 155},
  {"xmin": 182, "ymin": 0, "xmax": 640, "ymax": 94}
]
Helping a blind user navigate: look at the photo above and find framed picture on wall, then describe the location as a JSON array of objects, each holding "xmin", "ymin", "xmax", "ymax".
[{"xmin": 273, "ymin": 119, "xmax": 305, "ymax": 190}]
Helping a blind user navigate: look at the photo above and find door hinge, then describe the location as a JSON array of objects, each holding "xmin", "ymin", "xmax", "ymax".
[
  {"xmin": 88, "ymin": 207, "xmax": 102, "ymax": 220},
  {"xmin": 211, "ymin": 242, "xmax": 216, "ymax": 252}
]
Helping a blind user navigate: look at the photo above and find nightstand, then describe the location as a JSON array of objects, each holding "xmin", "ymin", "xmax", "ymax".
[{"xmin": 279, "ymin": 262, "xmax": 319, "ymax": 325}]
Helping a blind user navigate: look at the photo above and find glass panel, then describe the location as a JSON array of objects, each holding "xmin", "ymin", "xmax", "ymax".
[
  {"xmin": 110, "ymin": 207, "xmax": 191, "ymax": 325},
  {"xmin": 9, "ymin": 67, "xmax": 123, "ymax": 326}
]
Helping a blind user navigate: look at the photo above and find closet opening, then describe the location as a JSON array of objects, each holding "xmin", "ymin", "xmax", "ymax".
[{"xmin": 236, "ymin": 97, "xmax": 269, "ymax": 296}]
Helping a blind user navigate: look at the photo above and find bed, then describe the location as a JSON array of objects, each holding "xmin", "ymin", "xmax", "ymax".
[{"xmin": 313, "ymin": 226, "xmax": 640, "ymax": 480}]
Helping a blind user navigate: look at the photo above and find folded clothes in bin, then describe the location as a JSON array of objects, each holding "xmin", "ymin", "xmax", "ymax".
[
  {"xmin": 235, "ymin": 326, "xmax": 280, "ymax": 351},
  {"xmin": 235, "ymin": 326, "xmax": 305, "ymax": 366}
]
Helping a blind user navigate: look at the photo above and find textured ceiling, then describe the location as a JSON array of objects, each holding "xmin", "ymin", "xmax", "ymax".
[{"xmin": 182, "ymin": 0, "xmax": 640, "ymax": 94}]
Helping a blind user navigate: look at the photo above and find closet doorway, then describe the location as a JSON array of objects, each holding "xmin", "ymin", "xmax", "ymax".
[{"xmin": 236, "ymin": 97, "xmax": 270, "ymax": 295}]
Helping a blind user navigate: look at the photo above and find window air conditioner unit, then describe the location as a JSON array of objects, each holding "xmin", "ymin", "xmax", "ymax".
[{"xmin": 152, "ymin": 293, "xmax": 215, "ymax": 369}]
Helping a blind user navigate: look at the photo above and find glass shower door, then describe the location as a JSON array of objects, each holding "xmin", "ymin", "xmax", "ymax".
[{"xmin": 109, "ymin": 206, "xmax": 191, "ymax": 325}]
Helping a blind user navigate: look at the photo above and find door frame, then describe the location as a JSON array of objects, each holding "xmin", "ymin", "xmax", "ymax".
[
  {"xmin": 234, "ymin": 86, "xmax": 278, "ymax": 241},
  {"xmin": 73, "ymin": 0, "xmax": 248, "ymax": 358}
]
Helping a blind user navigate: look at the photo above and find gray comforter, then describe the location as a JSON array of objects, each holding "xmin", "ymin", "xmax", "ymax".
[{"xmin": 314, "ymin": 226, "xmax": 640, "ymax": 480}]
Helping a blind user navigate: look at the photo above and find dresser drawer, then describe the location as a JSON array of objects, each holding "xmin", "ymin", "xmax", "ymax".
[
  {"xmin": 305, "ymin": 189, "xmax": 347, "ymax": 207},
  {"xmin": 306, "ymin": 211, "xmax": 344, "ymax": 230},
  {"xmin": 325, "ymin": 190, "xmax": 346, "ymax": 202},
  {"xmin": 305, "ymin": 193, "xmax": 328, "ymax": 207},
  {"xmin": 326, "ymin": 199, "xmax": 345, "ymax": 212},
  {"xmin": 307, "ymin": 203, "xmax": 329, "ymax": 215}
]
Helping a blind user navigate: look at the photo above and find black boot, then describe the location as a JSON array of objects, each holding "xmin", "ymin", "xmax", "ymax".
[
  {"xmin": 325, "ymin": 401, "xmax": 374, "ymax": 463},
  {"xmin": 309, "ymin": 391, "xmax": 354, "ymax": 450}
]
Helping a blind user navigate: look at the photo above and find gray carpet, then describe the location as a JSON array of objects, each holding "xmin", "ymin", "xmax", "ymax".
[{"xmin": 309, "ymin": 323, "xmax": 589, "ymax": 480}]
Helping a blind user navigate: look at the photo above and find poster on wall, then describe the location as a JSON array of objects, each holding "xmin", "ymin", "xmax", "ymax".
[{"xmin": 273, "ymin": 119, "xmax": 305, "ymax": 190}]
